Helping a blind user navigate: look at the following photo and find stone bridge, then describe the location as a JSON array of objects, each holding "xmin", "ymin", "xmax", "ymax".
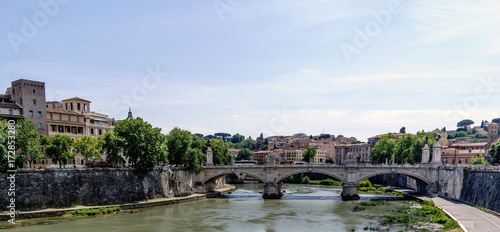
[
  {"xmin": 194, "ymin": 164, "xmax": 441, "ymax": 200},
  {"xmin": 196, "ymin": 142, "xmax": 443, "ymax": 200}
]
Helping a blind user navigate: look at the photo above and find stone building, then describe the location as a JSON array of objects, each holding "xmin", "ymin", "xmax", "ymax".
[
  {"xmin": 0, "ymin": 102, "xmax": 23, "ymax": 122},
  {"xmin": 1, "ymin": 79, "xmax": 123, "ymax": 168},
  {"xmin": 9, "ymin": 79, "xmax": 48, "ymax": 135},
  {"xmin": 253, "ymin": 151, "xmax": 271, "ymax": 165},
  {"xmin": 441, "ymin": 147, "xmax": 485, "ymax": 165},
  {"xmin": 335, "ymin": 143, "xmax": 371, "ymax": 164},
  {"xmin": 315, "ymin": 150, "xmax": 327, "ymax": 164},
  {"xmin": 281, "ymin": 149, "xmax": 303, "ymax": 164},
  {"xmin": 487, "ymin": 123, "xmax": 499, "ymax": 143}
]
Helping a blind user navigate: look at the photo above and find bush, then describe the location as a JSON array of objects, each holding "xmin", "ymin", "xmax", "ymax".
[
  {"xmin": 319, "ymin": 179, "xmax": 342, "ymax": 186},
  {"xmin": 358, "ymin": 179, "xmax": 373, "ymax": 188},
  {"xmin": 443, "ymin": 220, "xmax": 460, "ymax": 230}
]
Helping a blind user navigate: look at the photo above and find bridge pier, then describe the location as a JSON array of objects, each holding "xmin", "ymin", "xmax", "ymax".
[
  {"xmin": 263, "ymin": 182, "xmax": 283, "ymax": 199},
  {"xmin": 341, "ymin": 182, "xmax": 360, "ymax": 201}
]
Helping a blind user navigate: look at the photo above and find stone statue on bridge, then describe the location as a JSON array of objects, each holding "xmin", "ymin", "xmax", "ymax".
[
  {"xmin": 265, "ymin": 153, "xmax": 281, "ymax": 166},
  {"xmin": 345, "ymin": 152, "xmax": 357, "ymax": 165}
]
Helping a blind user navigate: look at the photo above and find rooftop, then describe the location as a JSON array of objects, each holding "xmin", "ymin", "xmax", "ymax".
[{"xmin": 0, "ymin": 102, "xmax": 21, "ymax": 109}]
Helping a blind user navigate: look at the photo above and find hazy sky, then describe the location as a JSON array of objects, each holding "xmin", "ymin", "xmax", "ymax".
[{"xmin": 2, "ymin": 0, "xmax": 500, "ymax": 141}]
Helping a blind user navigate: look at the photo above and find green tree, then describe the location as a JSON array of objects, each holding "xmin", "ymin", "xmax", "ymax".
[
  {"xmin": 492, "ymin": 118, "xmax": 500, "ymax": 124},
  {"xmin": 457, "ymin": 119, "xmax": 474, "ymax": 128},
  {"xmin": 114, "ymin": 118, "xmax": 168, "ymax": 174},
  {"xmin": 42, "ymin": 134, "xmax": 75, "ymax": 168},
  {"xmin": 15, "ymin": 119, "xmax": 44, "ymax": 168},
  {"xmin": 372, "ymin": 133, "xmax": 396, "ymax": 164},
  {"xmin": 470, "ymin": 155, "xmax": 489, "ymax": 165},
  {"xmin": 302, "ymin": 146, "xmax": 317, "ymax": 163},
  {"xmin": 214, "ymin": 132, "xmax": 231, "ymax": 142},
  {"xmin": 242, "ymin": 136, "xmax": 256, "ymax": 150},
  {"xmin": 0, "ymin": 120, "xmax": 9, "ymax": 172},
  {"xmin": 167, "ymin": 127, "xmax": 193, "ymax": 165},
  {"xmin": 257, "ymin": 132, "xmax": 264, "ymax": 141},
  {"xmin": 236, "ymin": 148, "xmax": 253, "ymax": 160},
  {"xmin": 101, "ymin": 131, "xmax": 125, "ymax": 167},
  {"xmin": 230, "ymin": 133, "xmax": 245, "ymax": 143},
  {"xmin": 325, "ymin": 157, "xmax": 334, "ymax": 164},
  {"xmin": 74, "ymin": 136, "xmax": 103, "ymax": 164},
  {"xmin": 210, "ymin": 139, "xmax": 232, "ymax": 165},
  {"xmin": 194, "ymin": 133, "xmax": 203, "ymax": 139},
  {"xmin": 319, "ymin": 134, "xmax": 331, "ymax": 139},
  {"xmin": 400, "ymin": 127, "xmax": 406, "ymax": 134},
  {"xmin": 490, "ymin": 140, "xmax": 500, "ymax": 164},
  {"xmin": 166, "ymin": 127, "xmax": 204, "ymax": 174},
  {"xmin": 456, "ymin": 131, "xmax": 467, "ymax": 138}
]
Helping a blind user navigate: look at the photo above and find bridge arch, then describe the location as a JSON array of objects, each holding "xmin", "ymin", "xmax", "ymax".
[
  {"xmin": 356, "ymin": 170, "xmax": 430, "ymax": 185},
  {"xmin": 275, "ymin": 169, "xmax": 346, "ymax": 184},
  {"xmin": 202, "ymin": 170, "xmax": 265, "ymax": 184}
]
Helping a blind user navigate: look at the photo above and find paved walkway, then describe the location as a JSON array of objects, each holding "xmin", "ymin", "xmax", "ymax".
[{"xmin": 430, "ymin": 197, "xmax": 500, "ymax": 232}]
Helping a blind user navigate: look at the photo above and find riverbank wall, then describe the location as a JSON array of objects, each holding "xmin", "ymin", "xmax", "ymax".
[
  {"xmin": 372, "ymin": 167, "xmax": 500, "ymax": 214},
  {"xmin": 459, "ymin": 170, "xmax": 500, "ymax": 213},
  {"xmin": 0, "ymin": 168, "xmax": 195, "ymax": 211}
]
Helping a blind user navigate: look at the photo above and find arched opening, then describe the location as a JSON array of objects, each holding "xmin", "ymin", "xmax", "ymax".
[
  {"xmin": 203, "ymin": 171, "xmax": 265, "ymax": 185},
  {"xmin": 275, "ymin": 170, "xmax": 345, "ymax": 184},
  {"xmin": 77, "ymin": 103, "xmax": 81, "ymax": 111},
  {"xmin": 359, "ymin": 171, "xmax": 431, "ymax": 195}
]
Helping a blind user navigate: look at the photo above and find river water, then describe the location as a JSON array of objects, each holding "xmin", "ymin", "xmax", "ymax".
[{"xmin": 3, "ymin": 183, "xmax": 425, "ymax": 232}]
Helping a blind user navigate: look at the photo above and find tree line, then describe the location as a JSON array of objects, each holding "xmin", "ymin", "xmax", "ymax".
[{"xmin": 0, "ymin": 118, "xmax": 232, "ymax": 174}]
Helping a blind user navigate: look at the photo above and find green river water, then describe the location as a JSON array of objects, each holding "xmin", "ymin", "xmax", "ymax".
[{"xmin": 1, "ymin": 183, "xmax": 440, "ymax": 232}]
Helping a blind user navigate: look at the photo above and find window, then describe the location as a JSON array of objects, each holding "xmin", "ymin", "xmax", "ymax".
[
  {"xmin": 29, "ymin": 111, "xmax": 34, "ymax": 117},
  {"xmin": 58, "ymin": 114, "xmax": 62, "ymax": 120},
  {"xmin": 81, "ymin": 160, "xmax": 84, "ymax": 165},
  {"xmin": 58, "ymin": 126, "xmax": 63, "ymax": 132},
  {"xmin": 12, "ymin": 89, "xmax": 15, "ymax": 94},
  {"xmin": 49, "ymin": 113, "xmax": 53, "ymax": 119},
  {"xmin": 20, "ymin": 99, "xmax": 22, "ymax": 104},
  {"xmin": 65, "ymin": 103, "xmax": 68, "ymax": 110},
  {"xmin": 68, "ymin": 115, "xmax": 71, "ymax": 121},
  {"xmin": 9, "ymin": 109, "xmax": 13, "ymax": 115},
  {"xmin": 91, "ymin": 128, "xmax": 94, "ymax": 135},
  {"xmin": 99, "ymin": 129, "xmax": 102, "ymax": 135},
  {"xmin": 71, "ymin": 103, "xmax": 73, "ymax": 110},
  {"xmin": 76, "ymin": 116, "xmax": 79, "ymax": 122},
  {"xmin": 77, "ymin": 103, "xmax": 81, "ymax": 111},
  {"xmin": 33, "ymin": 89, "xmax": 36, "ymax": 94},
  {"xmin": 51, "ymin": 126, "xmax": 55, "ymax": 131},
  {"xmin": 38, "ymin": 123, "xmax": 43, "ymax": 129},
  {"xmin": 84, "ymin": 104, "xmax": 87, "ymax": 111},
  {"xmin": 33, "ymin": 100, "xmax": 37, "ymax": 106},
  {"xmin": 38, "ymin": 111, "xmax": 42, "ymax": 117}
]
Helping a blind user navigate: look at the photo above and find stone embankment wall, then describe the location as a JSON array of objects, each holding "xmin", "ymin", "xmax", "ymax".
[
  {"xmin": 438, "ymin": 167, "xmax": 463, "ymax": 199},
  {"xmin": 0, "ymin": 168, "xmax": 194, "ymax": 210},
  {"xmin": 459, "ymin": 170, "xmax": 500, "ymax": 213}
]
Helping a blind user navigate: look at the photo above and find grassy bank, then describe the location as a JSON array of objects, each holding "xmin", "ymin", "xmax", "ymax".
[
  {"xmin": 67, "ymin": 206, "xmax": 121, "ymax": 216},
  {"xmin": 352, "ymin": 200, "xmax": 461, "ymax": 231}
]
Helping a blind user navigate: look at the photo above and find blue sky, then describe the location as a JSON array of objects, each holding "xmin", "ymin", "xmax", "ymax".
[{"xmin": 2, "ymin": 0, "xmax": 500, "ymax": 141}]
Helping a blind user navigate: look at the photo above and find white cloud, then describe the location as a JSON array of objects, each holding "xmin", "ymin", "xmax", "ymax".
[{"xmin": 409, "ymin": 0, "xmax": 500, "ymax": 46}]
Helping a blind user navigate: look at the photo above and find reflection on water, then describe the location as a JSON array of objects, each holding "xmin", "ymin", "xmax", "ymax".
[{"xmin": 2, "ymin": 183, "xmax": 416, "ymax": 232}]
